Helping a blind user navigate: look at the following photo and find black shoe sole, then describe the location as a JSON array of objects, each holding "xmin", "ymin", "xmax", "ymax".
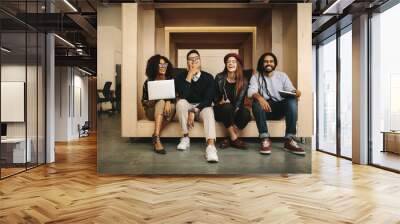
[
  {"xmin": 283, "ymin": 147, "xmax": 305, "ymax": 156},
  {"xmin": 259, "ymin": 151, "xmax": 271, "ymax": 155},
  {"xmin": 154, "ymin": 149, "xmax": 166, "ymax": 154}
]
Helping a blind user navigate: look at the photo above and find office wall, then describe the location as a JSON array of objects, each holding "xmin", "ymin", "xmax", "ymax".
[
  {"xmin": 177, "ymin": 49, "xmax": 239, "ymax": 76},
  {"xmin": 55, "ymin": 67, "xmax": 89, "ymax": 141},
  {"xmin": 1, "ymin": 65, "xmax": 42, "ymax": 138},
  {"xmin": 97, "ymin": 5, "xmax": 122, "ymax": 91}
]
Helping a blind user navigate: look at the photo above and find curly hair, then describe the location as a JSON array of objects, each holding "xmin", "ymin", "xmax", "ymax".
[
  {"xmin": 145, "ymin": 54, "xmax": 174, "ymax": 81},
  {"xmin": 256, "ymin": 52, "xmax": 278, "ymax": 74}
]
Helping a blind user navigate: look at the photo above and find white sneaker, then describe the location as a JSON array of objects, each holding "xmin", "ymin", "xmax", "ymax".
[
  {"xmin": 205, "ymin": 145, "xmax": 219, "ymax": 163},
  {"xmin": 177, "ymin": 136, "xmax": 190, "ymax": 151}
]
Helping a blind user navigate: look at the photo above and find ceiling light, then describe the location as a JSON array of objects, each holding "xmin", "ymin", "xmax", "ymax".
[
  {"xmin": 78, "ymin": 67, "xmax": 93, "ymax": 76},
  {"xmin": 1, "ymin": 47, "xmax": 11, "ymax": 53},
  {"xmin": 322, "ymin": 0, "xmax": 354, "ymax": 15},
  {"xmin": 54, "ymin": 34, "xmax": 75, "ymax": 48},
  {"xmin": 63, "ymin": 0, "xmax": 78, "ymax": 12}
]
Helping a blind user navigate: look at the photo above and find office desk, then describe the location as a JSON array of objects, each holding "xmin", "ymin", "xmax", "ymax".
[
  {"xmin": 1, "ymin": 138, "xmax": 31, "ymax": 163},
  {"xmin": 382, "ymin": 131, "xmax": 400, "ymax": 154}
]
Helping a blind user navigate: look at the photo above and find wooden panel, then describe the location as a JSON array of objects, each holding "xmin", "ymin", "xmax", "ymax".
[
  {"xmin": 271, "ymin": 7, "xmax": 283, "ymax": 71},
  {"xmin": 296, "ymin": 3, "xmax": 313, "ymax": 137},
  {"xmin": 165, "ymin": 27, "xmax": 257, "ymax": 70},
  {"xmin": 137, "ymin": 120, "xmax": 286, "ymax": 138},
  {"xmin": 137, "ymin": 6, "xmax": 156, "ymax": 121},
  {"xmin": 88, "ymin": 77, "xmax": 97, "ymax": 131},
  {"xmin": 158, "ymin": 8, "xmax": 267, "ymax": 27},
  {"xmin": 282, "ymin": 5, "xmax": 297, "ymax": 87},
  {"xmin": 121, "ymin": 3, "xmax": 138, "ymax": 137}
]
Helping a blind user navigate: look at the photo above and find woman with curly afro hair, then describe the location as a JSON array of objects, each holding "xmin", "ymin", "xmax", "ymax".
[{"xmin": 141, "ymin": 54, "xmax": 175, "ymax": 154}]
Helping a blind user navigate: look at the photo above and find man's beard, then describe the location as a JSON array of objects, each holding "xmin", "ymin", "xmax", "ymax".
[{"xmin": 264, "ymin": 65, "xmax": 274, "ymax": 73}]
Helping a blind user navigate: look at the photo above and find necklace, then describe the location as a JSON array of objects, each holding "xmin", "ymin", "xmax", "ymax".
[{"xmin": 226, "ymin": 74, "xmax": 236, "ymax": 83}]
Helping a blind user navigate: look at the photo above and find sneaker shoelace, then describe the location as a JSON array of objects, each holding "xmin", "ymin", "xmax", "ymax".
[
  {"xmin": 290, "ymin": 139, "xmax": 299, "ymax": 148},
  {"xmin": 181, "ymin": 137, "xmax": 188, "ymax": 143},
  {"xmin": 262, "ymin": 140, "xmax": 270, "ymax": 148}
]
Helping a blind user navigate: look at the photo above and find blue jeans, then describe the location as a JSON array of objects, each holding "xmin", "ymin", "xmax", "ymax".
[{"xmin": 252, "ymin": 98, "xmax": 298, "ymax": 139}]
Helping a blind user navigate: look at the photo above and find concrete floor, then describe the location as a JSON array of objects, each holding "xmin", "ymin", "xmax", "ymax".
[{"xmin": 98, "ymin": 113, "xmax": 311, "ymax": 174}]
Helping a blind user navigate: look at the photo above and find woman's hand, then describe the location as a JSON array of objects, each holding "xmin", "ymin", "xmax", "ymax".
[
  {"xmin": 219, "ymin": 97, "xmax": 230, "ymax": 105},
  {"xmin": 163, "ymin": 101, "xmax": 172, "ymax": 116},
  {"xmin": 144, "ymin": 100, "xmax": 156, "ymax": 108}
]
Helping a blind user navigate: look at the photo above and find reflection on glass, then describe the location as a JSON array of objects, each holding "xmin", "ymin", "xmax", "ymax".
[
  {"xmin": 0, "ymin": 1, "xmax": 46, "ymax": 178},
  {"xmin": 371, "ymin": 3, "xmax": 400, "ymax": 171},
  {"xmin": 1, "ymin": 31, "xmax": 27, "ymax": 177},
  {"xmin": 38, "ymin": 33, "xmax": 46, "ymax": 165},
  {"xmin": 317, "ymin": 37, "xmax": 337, "ymax": 154},
  {"xmin": 340, "ymin": 29, "xmax": 352, "ymax": 158},
  {"xmin": 27, "ymin": 31, "xmax": 39, "ymax": 169}
]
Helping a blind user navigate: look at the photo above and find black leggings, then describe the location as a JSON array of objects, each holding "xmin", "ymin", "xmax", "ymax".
[{"xmin": 213, "ymin": 103, "xmax": 251, "ymax": 130}]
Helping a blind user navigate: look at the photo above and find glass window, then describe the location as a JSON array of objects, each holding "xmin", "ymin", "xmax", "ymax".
[
  {"xmin": 317, "ymin": 36, "xmax": 337, "ymax": 154},
  {"xmin": 371, "ymin": 3, "xmax": 400, "ymax": 171},
  {"xmin": 339, "ymin": 28, "xmax": 352, "ymax": 158},
  {"xmin": 1, "ymin": 27, "xmax": 28, "ymax": 178},
  {"xmin": 0, "ymin": 2, "xmax": 46, "ymax": 179}
]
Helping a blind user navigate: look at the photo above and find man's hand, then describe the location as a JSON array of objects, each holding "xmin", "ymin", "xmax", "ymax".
[
  {"xmin": 252, "ymin": 93, "xmax": 271, "ymax": 112},
  {"xmin": 295, "ymin": 89, "xmax": 301, "ymax": 98},
  {"xmin": 163, "ymin": 101, "xmax": 172, "ymax": 116},
  {"xmin": 258, "ymin": 97, "xmax": 272, "ymax": 112},
  {"xmin": 186, "ymin": 62, "xmax": 200, "ymax": 82},
  {"xmin": 187, "ymin": 111, "xmax": 195, "ymax": 129}
]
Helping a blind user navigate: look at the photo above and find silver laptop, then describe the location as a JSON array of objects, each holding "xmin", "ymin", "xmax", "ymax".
[{"xmin": 147, "ymin": 80, "xmax": 176, "ymax": 100}]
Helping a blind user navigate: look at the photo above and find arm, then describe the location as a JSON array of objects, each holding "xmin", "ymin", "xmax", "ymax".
[
  {"xmin": 166, "ymin": 77, "xmax": 176, "ymax": 104},
  {"xmin": 247, "ymin": 74, "xmax": 259, "ymax": 98},
  {"xmin": 197, "ymin": 75, "xmax": 215, "ymax": 111},
  {"xmin": 175, "ymin": 73, "xmax": 191, "ymax": 99},
  {"xmin": 248, "ymin": 74, "xmax": 271, "ymax": 112},
  {"xmin": 141, "ymin": 80, "xmax": 154, "ymax": 108},
  {"xmin": 282, "ymin": 73, "xmax": 296, "ymax": 92},
  {"xmin": 235, "ymin": 81, "xmax": 248, "ymax": 110},
  {"xmin": 213, "ymin": 74, "xmax": 223, "ymax": 104},
  {"xmin": 282, "ymin": 73, "xmax": 301, "ymax": 97}
]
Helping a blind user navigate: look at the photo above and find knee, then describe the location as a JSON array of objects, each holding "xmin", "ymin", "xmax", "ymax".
[
  {"xmin": 252, "ymin": 101, "xmax": 263, "ymax": 113},
  {"xmin": 240, "ymin": 108, "xmax": 252, "ymax": 121},
  {"xmin": 220, "ymin": 104, "xmax": 234, "ymax": 114},
  {"xmin": 176, "ymin": 99, "xmax": 188, "ymax": 112},
  {"xmin": 285, "ymin": 98, "xmax": 297, "ymax": 111},
  {"xmin": 201, "ymin": 107, "xmax": 213, "ymax": 114},
  {"xmin": 155, "ymin": 100, "xmax": 165, "ymax": 108},
  {"xmin": 200, "ymin": 107, "xmax": 214, "ymax": 119}
]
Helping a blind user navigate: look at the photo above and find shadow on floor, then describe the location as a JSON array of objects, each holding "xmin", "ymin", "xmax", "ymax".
[{"xmin": 97, "ymin": 113, "xmax": 311, "ymax": 174}]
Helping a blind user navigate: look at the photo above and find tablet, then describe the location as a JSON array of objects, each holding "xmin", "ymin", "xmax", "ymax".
[
  {"xmin": 279, "ymin": 90, "xmax": 296, "ymax": 98},
  {"xmin": 148, "ymin": 80, "xmax": 176, "ymax": 100}
]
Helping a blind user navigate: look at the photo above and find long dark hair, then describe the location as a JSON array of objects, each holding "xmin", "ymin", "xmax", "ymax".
[
  {"xmin": 256, "ymin": 52, "xmax": 278, "ymax": 74},
  {"xmin": 145, "ymin": 54, "xmax": 174, "ymax": 81},
  {"xmin": 223, "ymin": 57, "xmax": 245, "ymax": 97}
]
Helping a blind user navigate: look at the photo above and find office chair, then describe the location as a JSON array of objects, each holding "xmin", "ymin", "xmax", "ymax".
[
  {"xmin": 78, "ymin": 121, "xmax": 90, "ymax": 138},
  {"xmin": 97, "ymin": 81, "xmax": 115, "ymax": 113}
]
